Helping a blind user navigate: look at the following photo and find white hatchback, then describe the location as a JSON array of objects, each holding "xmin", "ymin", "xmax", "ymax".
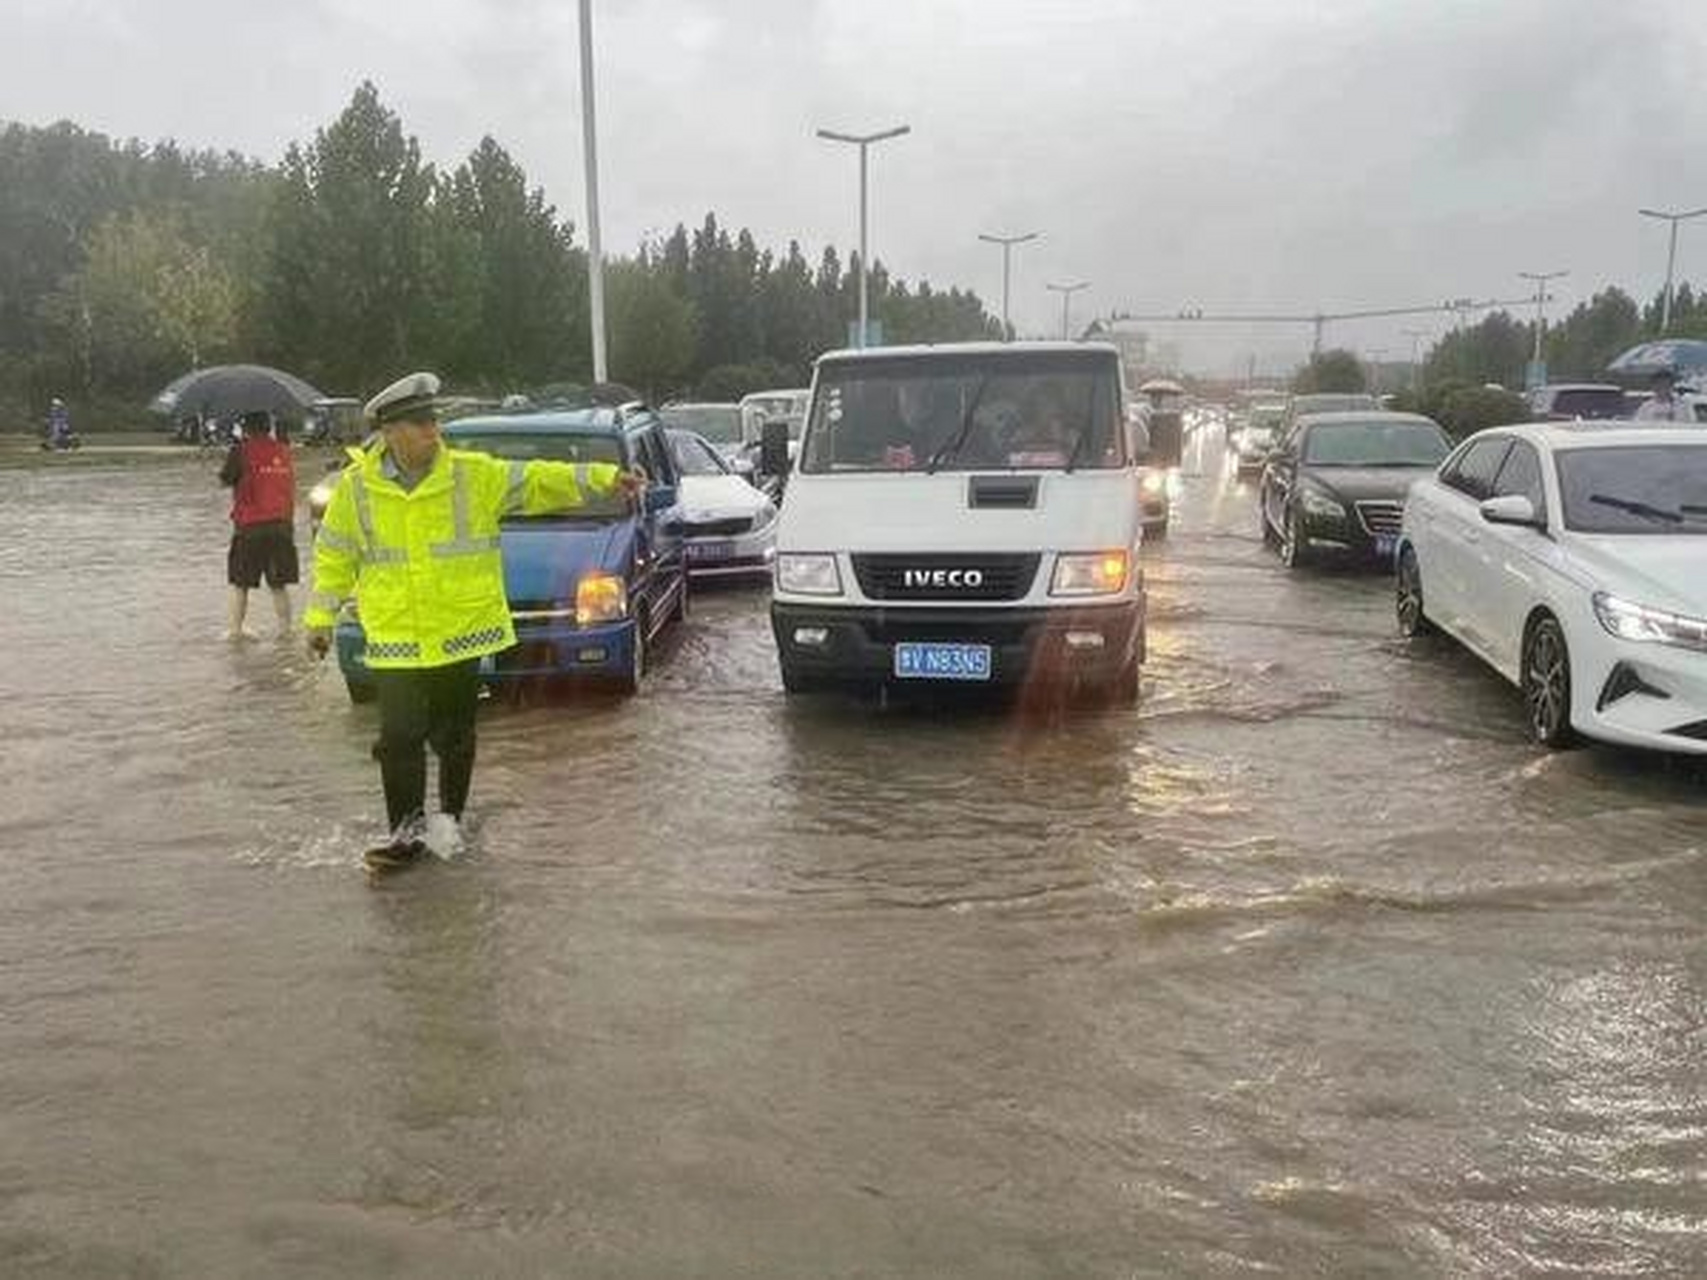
[{"xmin": 1396, "ymin": 422, "xmax": 1707, "ymax": 753}]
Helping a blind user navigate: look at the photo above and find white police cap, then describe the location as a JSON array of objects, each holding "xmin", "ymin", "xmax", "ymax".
[{"xmin": 365, "ymin": 371, "xmax": 442, "ymax": 425}]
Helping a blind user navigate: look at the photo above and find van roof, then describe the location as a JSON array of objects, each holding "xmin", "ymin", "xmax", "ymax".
[{"xmin": 816, "ymin": 340, "xmax": 1120, "ymax": 363}]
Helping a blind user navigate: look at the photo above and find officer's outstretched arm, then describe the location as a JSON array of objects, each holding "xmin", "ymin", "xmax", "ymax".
[{"xmin": 486, "ymin": 455, "xmax": 627, "ymax": 516}]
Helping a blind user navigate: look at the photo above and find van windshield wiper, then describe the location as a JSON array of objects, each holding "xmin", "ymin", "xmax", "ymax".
[
  {"xmin": 926, "ymin": 377, "xmax": 989, "ymax": 474},
  {"xmin": 1588, "ymin": 493, "xmax": 1684, "ymax": 524}
]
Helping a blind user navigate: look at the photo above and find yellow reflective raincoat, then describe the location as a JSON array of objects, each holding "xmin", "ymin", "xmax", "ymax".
[{"xmin": 304, "ymin": 442, "xmax": 622, "ymax": 668}]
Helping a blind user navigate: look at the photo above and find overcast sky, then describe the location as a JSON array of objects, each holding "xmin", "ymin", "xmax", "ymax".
[{"xmin": 6, "ymin": 0, "xmax": 1706, "ymax": 373}]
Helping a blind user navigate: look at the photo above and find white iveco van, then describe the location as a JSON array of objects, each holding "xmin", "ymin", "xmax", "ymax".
[{"xmin": 769, "ymin": 342, "xmax": 1147, "ymax": 701}]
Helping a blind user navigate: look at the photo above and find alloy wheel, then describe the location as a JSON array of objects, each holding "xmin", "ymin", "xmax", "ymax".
[
  {"xmin": 1396, "ymin": 550, "xmax": 1429, "ymax": 636},
  {"xmin": 1522, "ymin": 618, "xmax": 1574, "ymax": 746}
]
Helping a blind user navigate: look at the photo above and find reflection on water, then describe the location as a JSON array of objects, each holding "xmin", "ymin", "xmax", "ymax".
[{"xmin": 0, "ymin": 445, "xmax": 1703, "ymax": 1273}]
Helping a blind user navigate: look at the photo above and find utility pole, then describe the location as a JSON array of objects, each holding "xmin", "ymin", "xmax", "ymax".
[
  {"xmin": 816, "ymin": 125, "xmax": 911, "ymax": 347},
  {"xmin": 978, "ymin": 232, "xmax": 1039, "ymax": 341},
  {"xmin": 577, "ymin": 0, "xmax": 607, "ymax": 382},
  {"xmin": 1519, "ymin": 271, "xmax": 1568, "ymax": 387},
  {"xmin": 1401, "ymin": 327, "xmax": 1430, "ymax": 391},
  {"xmin": 1045, "ymin": 282, "xmax": 1089, "ymax": 341},
  {"xmin": 1638, "ymin": 207, "xmax": 1707, "ymax": 334}
]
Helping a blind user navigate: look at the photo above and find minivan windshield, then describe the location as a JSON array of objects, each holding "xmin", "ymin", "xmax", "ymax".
[
  {"xmin": 1302, "ymin": 419, "xmax": 1452, "ymax": 466},
  {"xmin": 660, "ymin": 405, "xmax": 743, "ymax": 445},
  {"xmin": 1556, "ymin": 445, "xmax": 1707, "ymax": 534},
  {"xmin": 450, "ymin": 431, "xmax": 628, "ymax": 519},
  {"xmin": 802, "ymin": 352, "xmax": 1124, "ymax": 474}
]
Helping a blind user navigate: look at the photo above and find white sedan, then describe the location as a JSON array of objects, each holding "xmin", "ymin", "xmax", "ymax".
[
  {"xmin": 1397, "ymin": 422, "xmax": 1707, "ymax": 753},
  {"xmin": 667, "ymin": 429, "xmax": 779, "ymax": 580}
]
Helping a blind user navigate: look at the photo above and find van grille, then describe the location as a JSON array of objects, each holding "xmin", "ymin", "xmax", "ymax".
[{"xmin": 852, "ymin": 553, "xmax": 1040, "ymax": 602}]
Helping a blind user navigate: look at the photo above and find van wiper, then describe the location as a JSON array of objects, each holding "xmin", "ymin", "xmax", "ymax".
[
  {"xmin": 1588, "ymin": 493, "xmax": 1684, "ymax": 524},
  {"xmin": 926, "ymin": 377, "xmax": 989, "ymax": 474},
  {"xmin": 1063, "ymin": 423, "xmax": 1088, "ymax": 473}
]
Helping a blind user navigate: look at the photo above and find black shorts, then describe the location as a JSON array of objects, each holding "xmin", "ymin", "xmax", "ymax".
[{"xmin": 228, "ymin": 521, "xmax": 299, "ymax": 589}]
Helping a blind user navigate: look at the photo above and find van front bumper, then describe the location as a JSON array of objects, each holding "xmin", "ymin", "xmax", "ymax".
[{"xmin": 771, "ymin": 598, "xmax": 1145, "ymax": 688}]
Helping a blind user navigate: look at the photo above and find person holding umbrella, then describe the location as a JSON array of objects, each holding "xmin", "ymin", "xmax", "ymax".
[
  {"xmin": 1634, "ymin": 369, "xmax": 1696, "ymax": 422},
  {"xmin": 302, "ymin": 371, "xmax": 647, "ymax": 870}
]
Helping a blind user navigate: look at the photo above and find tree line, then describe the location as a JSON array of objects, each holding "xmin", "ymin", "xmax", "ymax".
[{"xmin": 1, "ymin": 83, "xmax": 1000, "ymax": 427}]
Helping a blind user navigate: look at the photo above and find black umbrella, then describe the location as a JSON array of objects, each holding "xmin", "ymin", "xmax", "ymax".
[
  {"xmin": 149, "ymin": 364, "xmax": 326, "ymax": 419},
  {"xmin": 1606, "ymin": 339, "xmax": 1707, "ymax": 383}
]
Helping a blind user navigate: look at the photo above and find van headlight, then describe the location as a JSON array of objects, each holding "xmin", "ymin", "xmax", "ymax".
[
  {"xmin": 776, "ymin": 553, "xmax": 842, "ymax": 596},
  {"xmin": 1051, "ymin": 550, "xmax": 1130, "ymax": 597},
  {"xmin": 1592, "ymin": 592, "xmax": 1707, "ymax": 652},
  {"xmin": 575, "ymin": 573, "xmax": 628, "ymax": 625}
]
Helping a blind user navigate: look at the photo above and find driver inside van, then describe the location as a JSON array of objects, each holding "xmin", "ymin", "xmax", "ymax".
[{"xmin": 878, "ymin": 379, "xmax": 947, "ymax": 469}]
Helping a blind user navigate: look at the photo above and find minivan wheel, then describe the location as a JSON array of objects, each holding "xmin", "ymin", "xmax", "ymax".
[
  {"xmin": 1396, "ymin": 548, "xmax": 1433, "ymax": 637},
  {"xmin": 1521, "ymin": 615, "xmax": 1577, "ymax": 747}
]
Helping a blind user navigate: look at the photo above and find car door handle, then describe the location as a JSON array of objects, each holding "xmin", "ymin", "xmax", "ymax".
[{"xmin": 1463, "ymin": 528, "xmax": 1480, "ymax": 544}]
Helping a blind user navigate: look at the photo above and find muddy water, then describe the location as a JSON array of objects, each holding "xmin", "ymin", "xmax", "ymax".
[{"xmin": 2, "ymin": 434, "xmax": 1703, "ymax": 1277}]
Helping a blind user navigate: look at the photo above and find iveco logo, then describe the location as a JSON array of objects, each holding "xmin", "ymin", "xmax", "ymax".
[{"xmin": 903, "ymin": 568, "xmax": 985, "ymax": 588}]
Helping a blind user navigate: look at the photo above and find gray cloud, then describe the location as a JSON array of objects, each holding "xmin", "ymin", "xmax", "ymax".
[{"xmin": 3, "ymin": 0, "xmax": 1703, "ymax": 371}]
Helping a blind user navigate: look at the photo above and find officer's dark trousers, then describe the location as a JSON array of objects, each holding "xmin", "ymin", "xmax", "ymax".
[{"xmin": 371, "ymin": 660, "xmax": 480, "ymax": 834}]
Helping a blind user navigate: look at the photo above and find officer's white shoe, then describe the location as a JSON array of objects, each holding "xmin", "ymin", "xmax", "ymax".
[{"xmin": 423, "ymin": 812, "xmax": 464, "ymax": 860}]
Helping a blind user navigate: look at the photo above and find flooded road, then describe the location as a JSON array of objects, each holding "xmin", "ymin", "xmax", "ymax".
[{"xmin": 3, "ymin": 430, "xmax": 1705, "ymax": 1277}]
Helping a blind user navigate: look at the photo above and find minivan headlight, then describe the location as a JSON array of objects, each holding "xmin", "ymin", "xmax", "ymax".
[
  {"xmin": 1051, "ymin": 550, "xmax": 1130, "ymax": 596},
  {"xmin": 1592, "ymin": 591, "xmax": 1707, "ymax": 652},
  {"xmin": 776, "ymin": 553, "xmax": 842, "ymax": 596},
  {"xmin": 576, "ymin": 573, "xmax": 628, "ymax": 625}
]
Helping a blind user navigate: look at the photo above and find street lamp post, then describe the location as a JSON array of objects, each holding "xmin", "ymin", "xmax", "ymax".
[
  {"xmin": 577, "ymin": 0, "xmax": 607, "ymax": 382},
  {"xmin": 1638, "ymin": 206, "xmax": 1707, "ymax": 334},
  {"xmin": 1401, "ymin": 327, "xmax": 1430, "ymax": 391},
  {"xmin": 1519, "ymin": 270, "xmax": 1568, "ymax": 384},
  {"xmin": 816, "ymin": 124, "xmax": 911, "ymax": 348},
  {"xmin": 978, "ymin": 232, "xmax": 1039, "ymax": 340},
  {"xmin": 1045, "ymin": 281, "xmax": 1089, "ymax": 341}
]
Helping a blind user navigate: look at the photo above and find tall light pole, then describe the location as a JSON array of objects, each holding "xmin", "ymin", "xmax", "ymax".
[
  {"xmin": 1519, "ymin": 270, "xmax": 1567, "ymax": 383},
  {"xmin": 816, "ymin": 124, "xmax": 910, "ymax": 348},
  {"xmin": 1401, "ymin": 327, "xmax": 1430, "ymax": 391},
  {"xmin": 978, "ymin": 231, "xmax": 1038, "ymax": 340},
  {"xmin": 1045, "ymin": 281, "xmax": 1089, "ymax": 341},
  {"xmin": 577, "ymin": 0, "xmax": 607, "ymax": 382},
  {"xmin": 1638, "ymin": 206, "xmax": 1707, "ymax": 334}
]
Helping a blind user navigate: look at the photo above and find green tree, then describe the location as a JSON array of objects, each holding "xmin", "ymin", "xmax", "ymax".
[
  {"xmin": 260, "ymin": 82, "xmax": 437, "ymax": 391},
  {"xmin": 444, "ymin": 136, "xmax": 587, "ymax": 386},
  {"xmin": 1292, "ymin": 348, "xmax": 1367, "ymax": 393},
  {"xmin": 42, "ymin": 208, "xmax": 237, "ymax": 393},
  {"xmin": 1544, "ymin": 288, "xmax": 1641, "ymax": 380},
  {"xmin": 1423, "ymin": 312, "xmax": 1531, "ymax": 389},
  {"xmin": 606, "ymin": 259, "xmax": 698, "ymax": 401}
]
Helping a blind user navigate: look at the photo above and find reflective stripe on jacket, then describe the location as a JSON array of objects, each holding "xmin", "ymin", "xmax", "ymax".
[{"xmin": 304, "ymin": 442, "xmax": 622, "ymax": 669}]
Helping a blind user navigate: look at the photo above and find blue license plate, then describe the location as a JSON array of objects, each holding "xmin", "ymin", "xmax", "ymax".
[
  {"xmin": 1373, "ymin": 534, "xmax": 1397, "ymax": 559},
  {"xmin": 893, "ymin": 642, "xmax": 993, "ymax": 682}
]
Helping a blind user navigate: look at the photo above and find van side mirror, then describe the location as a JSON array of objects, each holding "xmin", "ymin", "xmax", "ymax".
[
  {"xmin": 644, "ymin": 484, "xmax": 677, "ymax": 515},
  {"xmin": 760, "ymin": 419, "xmax": 792, "ymax": 478}
]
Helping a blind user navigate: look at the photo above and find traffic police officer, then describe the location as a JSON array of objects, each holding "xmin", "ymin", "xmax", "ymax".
[{"xmin": 305, "ymin": 372, "xmax": 645, "ymax": 867}]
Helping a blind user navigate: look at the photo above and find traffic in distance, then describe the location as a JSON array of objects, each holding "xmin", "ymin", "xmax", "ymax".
[{"xmin": 306, "ymin": 345, "xmax": 1707, "ymax": 760}]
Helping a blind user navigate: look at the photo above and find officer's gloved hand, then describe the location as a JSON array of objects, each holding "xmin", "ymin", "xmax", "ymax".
[{"xmin": 306, "ymin": 628, "xmax": 332, "ymax": 660}]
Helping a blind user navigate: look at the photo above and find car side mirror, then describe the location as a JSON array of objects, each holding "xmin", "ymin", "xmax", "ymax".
[
  {"xmin": 644, "ymin": 484, "xmax": 677, "ymax": 515},
  {"xmin": 1480, "ymin": 494, "xmax": 1540, "ymax": 528},
  {"xmin": 760, "ymin": 419, "xmax": 792, "ymax": 478}
]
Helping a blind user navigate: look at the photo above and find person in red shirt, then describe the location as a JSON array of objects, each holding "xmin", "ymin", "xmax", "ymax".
[{"xmin": 219, "ymin": 411, "xmax": 299, "ymax": 640}]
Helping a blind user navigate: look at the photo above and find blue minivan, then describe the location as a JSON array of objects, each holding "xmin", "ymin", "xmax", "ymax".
[{"xmin": 337, "ymin": 405, "xmax": 689, "ymax": 700}]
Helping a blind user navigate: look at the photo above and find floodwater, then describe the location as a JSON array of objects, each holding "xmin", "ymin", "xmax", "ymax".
[{"xmin": 2, "ymin": 429, "xmax": 1704, "ymax": 1278}]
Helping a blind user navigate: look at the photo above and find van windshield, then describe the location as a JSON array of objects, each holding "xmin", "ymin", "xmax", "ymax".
[
  {"xmin": 802, "ymin": 352, "xmax": 1124, "ymax": 474},
  {"xmin": 450, "ymin": 431, "xmax": 629, "ymax": 520}
]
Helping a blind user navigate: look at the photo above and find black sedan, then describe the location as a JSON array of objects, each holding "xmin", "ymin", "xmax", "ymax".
[{"xmin": 1258, "ymin": 412, "xmax": 1453, "ymax": 568}]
